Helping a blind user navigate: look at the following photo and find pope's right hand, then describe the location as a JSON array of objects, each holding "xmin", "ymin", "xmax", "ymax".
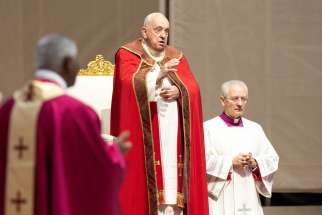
[{"xmin": 158, "ymin": 58, "xmax": 179, "ymax": 80}]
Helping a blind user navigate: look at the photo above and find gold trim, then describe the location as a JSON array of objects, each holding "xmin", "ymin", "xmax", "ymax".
[
  {"xmin": 123, "ymin": 40, "xmax": 185, "ymax": 213},
  {"xmin": 132, "ymin": 60, "xmax": 159, "ymax": 215},
  {"xmin": 157, "ymin": 190, "xmax": 164, "ymax": 205},
  {"xmin": 177, "ymin": 192, "xmax": 185, "ymax": 208},
  {"xmin": 5, "ymin": 81, "xmax": 64, "ymax": 215},
  {"xmin": 5, "ymin": 99, "xmax": 41, "ymax": 215},
  {"xmin": 122, "ymin": 46, "xmax": 155, "ymax": 67},
  {"xmin": 168, "ymin": 71, "xmax": 191, "ymax": 206},
  {"xmin": 157, "ymin": 190, "xmax": 185, "ymax": 208},
  {"xmin": 142, "ymin": 40, "xmax": 165, "ymax": 63},
  {"xmin": 121, "ymin": 46, "xmax": 142, "ymax": 59},
  {"xmin": 131, "ymin": 60, "xmax": 157, "ymax": 214},
  {"xmin": 78, "ymin": 55, "xmax": 114, "ymax": 76},
  {"xmin": 143, "ymin": 62, "xmax": 159, "ymax": 215}
]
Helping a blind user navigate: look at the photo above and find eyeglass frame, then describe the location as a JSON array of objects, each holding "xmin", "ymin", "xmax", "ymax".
[{"xmin": 224, "ymin": 96, "xmax": 248, "ymax": 103}]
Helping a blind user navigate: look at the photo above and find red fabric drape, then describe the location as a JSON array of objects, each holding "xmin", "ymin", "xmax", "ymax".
[{"xmin": 110, "ymin": 40, "xmax": 209, "ymax": 215}]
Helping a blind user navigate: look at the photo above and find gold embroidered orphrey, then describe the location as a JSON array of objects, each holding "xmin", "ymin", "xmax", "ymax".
[
  {"xmin": 78, "ymin": 55, "xmax": 114, "ymax": 76},
  {"xmin": 5, "ymin": 81, "xmax": 64, "ymax": 215}
]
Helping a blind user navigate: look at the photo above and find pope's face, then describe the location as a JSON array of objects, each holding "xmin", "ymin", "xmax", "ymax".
[
  {"xmin": 142, "ymin": 15, "xmax": 169, "ymax": 52},
  {"xmin": 220, "ymin": 85, "xmax": 248, "ymax": 118}
]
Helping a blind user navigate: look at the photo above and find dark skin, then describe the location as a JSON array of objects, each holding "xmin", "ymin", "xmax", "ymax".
[
  {"xmin": 38, "ymin": 56, "xmax": 79, "ymax": 87},
  {"xmin": 60, "ymin": 57, "xmax": 80, "ymax": 87}
]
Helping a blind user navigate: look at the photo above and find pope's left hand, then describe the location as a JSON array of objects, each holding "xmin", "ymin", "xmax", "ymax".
[{"xmin": 159, "ymin": 85, "xmax": 180, "ymax": 101}]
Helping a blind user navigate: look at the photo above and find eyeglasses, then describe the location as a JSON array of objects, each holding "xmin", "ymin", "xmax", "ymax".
[{"xmin": 225, "ymin": 96, "xmax": 248, "ymax": 103}]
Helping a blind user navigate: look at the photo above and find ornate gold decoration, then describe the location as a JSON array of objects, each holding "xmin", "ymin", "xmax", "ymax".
[{"xmin": 78, "ymin": 55, "xmax": 114, "ymax": 76}]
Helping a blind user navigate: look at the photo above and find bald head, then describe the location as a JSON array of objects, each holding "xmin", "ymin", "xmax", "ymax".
[
  {"xmin": 143, "ymin": 12, "xmax": 169, "ymax": 27},
  {"xmin": 141, "ymin": 12, "xmax": 169, "ymax": 52}
]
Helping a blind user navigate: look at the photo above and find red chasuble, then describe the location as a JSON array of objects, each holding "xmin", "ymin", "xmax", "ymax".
[
  {"xmin": 0, "ymin": 80, "xmax": 125, "ymax": 215},
  {"xmin": 110, "ymin": 39, "xmax": 209, "ymax": 215}
]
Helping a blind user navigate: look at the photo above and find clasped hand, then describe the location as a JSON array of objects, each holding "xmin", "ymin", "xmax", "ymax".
[
  {"xmin": 232, "ymin": 153, "xmax": 257, "ymax": 170},
  {"xmin": 159, "ymin": 85, "xmax": 179, "ymax": 101}
]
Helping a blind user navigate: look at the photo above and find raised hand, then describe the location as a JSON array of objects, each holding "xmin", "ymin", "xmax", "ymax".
[{"xmin": 157, "ymin": 58, "xmax": 180, "ymax": 81}]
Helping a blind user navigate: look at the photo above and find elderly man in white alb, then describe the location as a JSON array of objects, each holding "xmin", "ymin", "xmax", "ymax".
[{"xmin": 204, "ymin": 80, "xmax": 279, "ymax": 215}]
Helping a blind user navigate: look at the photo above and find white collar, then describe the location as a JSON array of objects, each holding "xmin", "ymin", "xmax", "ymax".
[
  {"xmin": 142, "ymin": 40, "xmax": 165, "ymax": 63},
  {"xmin": 34, "ymin": 69, "xmax": 67, "ymax": 89}
]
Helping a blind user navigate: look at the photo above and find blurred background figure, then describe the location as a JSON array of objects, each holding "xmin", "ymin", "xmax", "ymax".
[{"xmin": 0, "ymin": 34, "xmax": 130, "ymax": 215}]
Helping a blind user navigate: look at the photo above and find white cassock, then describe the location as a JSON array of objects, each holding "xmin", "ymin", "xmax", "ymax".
[
  {"xmin": 146, "ymin": 60, "xmax": 182, "ymax": 215},
  {"xmin": 204, "ymin": 116, "xmax": 279, "ymax": 215}
]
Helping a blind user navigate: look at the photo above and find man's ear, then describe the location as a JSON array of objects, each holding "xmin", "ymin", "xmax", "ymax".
[
  {"xmin": 141, "ymin": 26, "xmax": 147, "ymax": 39},
  {"xmin": 62, "ymin": 57, "xmax": 72, "ymax": 74},
  {"xmin": 62, "ymin": 57, "xmax": 69, "ymax": 69},
  {"xmin": 63, "ymin": 57, "xmax": 79, "ymax": 73},
  {"xmin": 219, "ymin": 96, "xmax": 225, "ymax": 106},
  {"xmin": 61, "ymin": 57, "xmax": 78, "ymax": 87}
]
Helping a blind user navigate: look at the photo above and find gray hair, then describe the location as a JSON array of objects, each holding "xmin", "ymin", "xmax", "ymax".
[
  {"xmin": 143, "ymin": 12, "xmax": 168, "ymax": 26},
  {"xmin": 36, "ymin": 34, "xmax": 77, "ymax": 69},
  {"xmin": 221, "ymin": 80, "xmax": 248, "ymax": 97}
]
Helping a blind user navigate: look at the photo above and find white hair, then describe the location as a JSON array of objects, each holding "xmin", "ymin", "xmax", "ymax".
[
  {"xmin": 221, "ymin": 80, "xmax": 248, "ymax": 97},
  {"xmin": 143, "ymin": 12, "xmax": 168, "ymax": 26},
  {"xmin": 36, "ymin": 34, "xmax": 77, "ymax": 69}
]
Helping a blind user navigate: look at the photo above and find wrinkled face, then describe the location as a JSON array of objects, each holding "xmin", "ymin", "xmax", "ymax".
[
  {"xmin": 141, "ymin": 15, "xmax": 169, "ymax": 52},
  {"xmin": 220, "ymin": 84, "xmax": 248, "ymax": 118}
]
